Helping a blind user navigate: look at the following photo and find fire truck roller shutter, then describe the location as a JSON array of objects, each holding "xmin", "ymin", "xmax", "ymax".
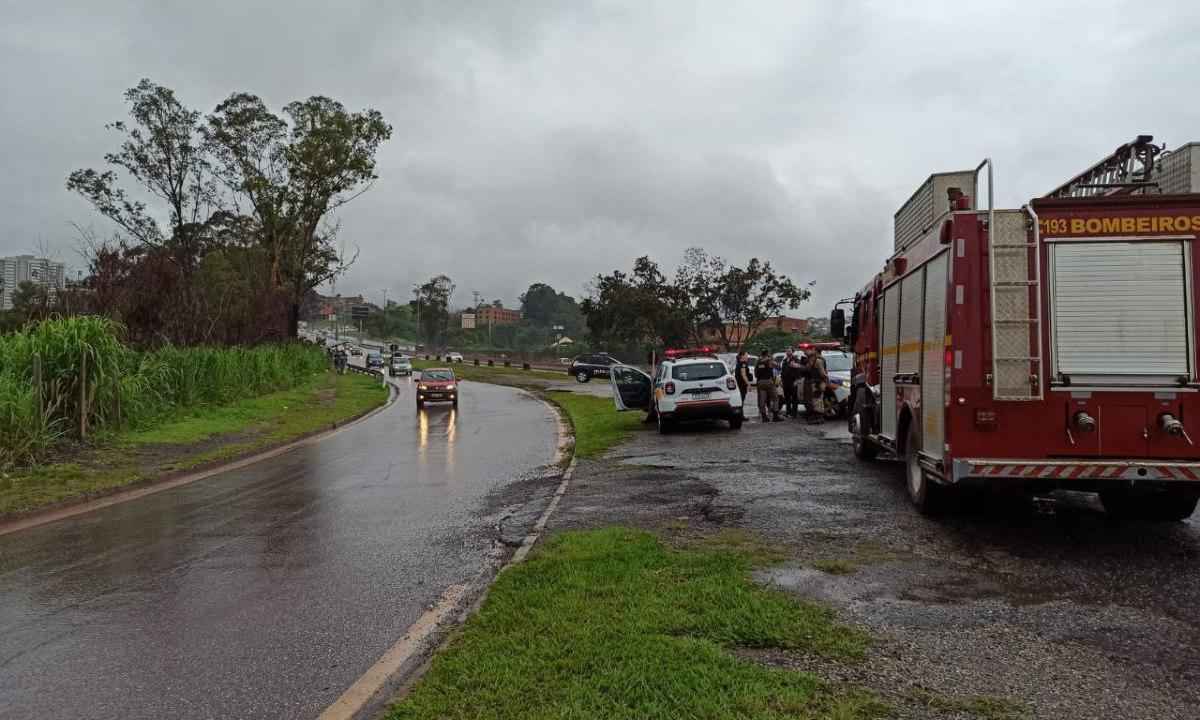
[
  {"xmin": 922, "ymin": 252, "xmax": 949, "ymax": 459},
  {"xmin": 897, "ymin": 269, "xmax": 926, "ymax": 443},
  {"xmin": 881, "ymin": 283, "xmax": 902, "ymax": 439},
  {"xmin": 1050, "ymin": 241, "xmax": 1191, "ymax": 381}
]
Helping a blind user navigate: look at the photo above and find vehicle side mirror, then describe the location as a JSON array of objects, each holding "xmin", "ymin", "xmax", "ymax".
[{"xmin": 830, "ymin": 308, "xmax": 846, "ymax": 339}]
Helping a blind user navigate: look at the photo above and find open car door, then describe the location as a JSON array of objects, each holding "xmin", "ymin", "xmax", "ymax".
[{"xmin": 609, "ymin": 364, "xmax": 652, "ymax": 412}]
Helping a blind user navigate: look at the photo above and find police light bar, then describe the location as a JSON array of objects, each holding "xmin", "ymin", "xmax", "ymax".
[
  {"xmin": 663, "ymin": 346, "xmax": 718, "ymax": 359},
  {"xmin": 795, "ymin": 341, "xmax": 842, "ymax": 351}
]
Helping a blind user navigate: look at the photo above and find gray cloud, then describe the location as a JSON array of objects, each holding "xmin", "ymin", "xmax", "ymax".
[{"xmin": 4, "ymin": 0, "xmax": 1200, "ymax": 312}]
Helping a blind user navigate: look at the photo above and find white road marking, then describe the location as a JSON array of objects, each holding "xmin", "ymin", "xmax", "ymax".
[{"xmin": 316, "ymin": 583, "xmax": 468, "ymax": 720}]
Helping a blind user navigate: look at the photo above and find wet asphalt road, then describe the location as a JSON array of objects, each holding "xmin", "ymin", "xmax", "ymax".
[
  {"xmin": 551, "ymin": 401, "xmax": 1200, "ymax": 719},
  {"xmin": 0, "ymin": 379, "xmax": 557, "ymax": 720}
]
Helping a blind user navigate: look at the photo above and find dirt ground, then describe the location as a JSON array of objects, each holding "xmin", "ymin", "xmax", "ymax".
[{"xmin": 545, "ymin": 409, "xmax": 1200, "ymax": 720}]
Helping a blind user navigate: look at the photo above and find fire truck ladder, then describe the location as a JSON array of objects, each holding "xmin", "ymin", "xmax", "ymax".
[
  {"xmin": 982, "ymin": 158, "xmax": 1044, "ymax": 401},
  {"xmin": 1044, "ymin": 135, "xmax": 1164, "ymax": 198}
]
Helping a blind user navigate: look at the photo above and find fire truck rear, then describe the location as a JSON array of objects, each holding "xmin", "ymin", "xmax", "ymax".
[{"xmin": 834, "ymin": 136, "xmax": 1200, "ymax": 519}]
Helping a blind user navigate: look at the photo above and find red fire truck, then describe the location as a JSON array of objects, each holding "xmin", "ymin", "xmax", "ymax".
[{"xmin": 834, "ymin": 136, "xmax": 1200, "ymax": 519}]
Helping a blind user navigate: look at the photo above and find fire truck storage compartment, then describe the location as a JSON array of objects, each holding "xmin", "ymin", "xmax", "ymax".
[
  {"xmin": 881, "ymin": 283, "xmax": 901, "ymax": 438},
  {"xmin": 921, "ymin": 253, "xmax": 949, "ymax": 458},
  {"xmin": 1049, "ymin": 240, "xmax": 1192, "ymax": 384},
  {"xmin": 879, "ymin": 252, "xmax": 949, "ymax": 457}
]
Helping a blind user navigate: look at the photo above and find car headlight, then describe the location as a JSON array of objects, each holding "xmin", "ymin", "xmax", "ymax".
[{"xmin": 418, "ymin": 384, "xmax": 429, "ymax": 390}]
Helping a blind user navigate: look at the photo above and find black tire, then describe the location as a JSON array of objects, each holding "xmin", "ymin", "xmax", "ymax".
[
  {"xmin": 850, "ymin": 391, "xmax": 878, "ymax": 461},
  {"xmin": 576, "ymin": 370, "xmax": 591, "ymax": 383},
  {"xmin": 905, "ymin": 424, "xmax": 945, "ymax": 515},
  {"xmin": 416, "ymin": 399, "xmax": 424, "ymax": 409},
  {"xmin": 657, "ymin": 411, "xmax": 673, "ymax": 434},
  {"xmin": 452, "ymin": 399, "xmax": 459, "ymax": 409},
  {"xmin": 1100, "ymin": 487, "xmax": 1200, "ymax": 522},
  {"xmin": 729, "ymin": 415, "xmax": 743, "ymax": 430}
]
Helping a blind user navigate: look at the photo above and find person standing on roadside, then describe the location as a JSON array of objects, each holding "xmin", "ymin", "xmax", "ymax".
[
  {"xmin": 734, "ymin": 350, "xmax": 752, "ymax": 417},
  {"xmin": 803, "ymin": 346, "xmax": 828, "ymax": 424},
  {"xmin": 781, "ymin": 349, "xmax": 802, "ymax": 418},
  {"xmin": 754, "ymin": 348, "xmax": 781, "ymax": 422}
]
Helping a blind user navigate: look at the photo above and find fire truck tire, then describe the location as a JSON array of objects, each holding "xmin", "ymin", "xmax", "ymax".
[
  {"xmin": 850, "ymin": 392, "xmax": 878, "ymax": 461},
  {"xmin": 1099, "ymin": 487, "xmax": 1200, "ymax": 522},
  {"xmin": 905, "ymin": 425, "xmax": 945, "ymax": 515}
]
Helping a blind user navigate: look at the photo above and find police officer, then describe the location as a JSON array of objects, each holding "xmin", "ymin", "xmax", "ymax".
[
  {"xmin": 754, "ymin": 348, "xmax": 781, "ymax": 422},
  {"xmin": 781, "ymin": 348, "xmax": 802, "ymax": 418},
  {"xmin": 803, "ymin": 346, "xmax": 828, "ymax": 424}
]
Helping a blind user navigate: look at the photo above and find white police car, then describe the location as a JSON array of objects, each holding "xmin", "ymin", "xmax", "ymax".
[{"xmin": 610, "ymin": 349, "xmax": 743, "ymax": 434}]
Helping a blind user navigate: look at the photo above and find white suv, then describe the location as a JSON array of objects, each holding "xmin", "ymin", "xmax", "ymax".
[{"xmin": 610, "ymin": 354, "xmax": 743, "ymax": 434}]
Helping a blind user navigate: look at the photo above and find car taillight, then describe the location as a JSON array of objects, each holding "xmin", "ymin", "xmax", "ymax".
[
  {"xmin": 665, "ymin": 382, "xmax": 676, "ymax": 394},
  {"xmin": 725, "ymin": 377, "xmax": 736, "ymax": 390}
]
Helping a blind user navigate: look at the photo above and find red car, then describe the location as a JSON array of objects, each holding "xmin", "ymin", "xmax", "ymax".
[{"xmin": 416, "ymin": 368, "xmax": 458, "ymax": 409}]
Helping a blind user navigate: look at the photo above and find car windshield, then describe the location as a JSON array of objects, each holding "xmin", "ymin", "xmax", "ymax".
[
  {"xmin": 423, "ymin": 370, "xmax": 453, "ymax": 381},
  {"xmin": 671, "ymin": 361, "xmax": 727, "ymax": 381},
  {"xmin": 823, "ymin": 353, "xmax": 852, "ymax": 372}
]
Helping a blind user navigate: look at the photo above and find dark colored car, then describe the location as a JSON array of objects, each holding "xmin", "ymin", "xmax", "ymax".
[
  {"xmin": 416, "ymin": 368, "xmax": 458, "ymax": 409},
  {"xmin": 568, "ymin": 353, "xmax": 620, "ymax": 383},
  {"xmin": 366, "ymin": 352, "xmax": 383, "ymax": 369}
]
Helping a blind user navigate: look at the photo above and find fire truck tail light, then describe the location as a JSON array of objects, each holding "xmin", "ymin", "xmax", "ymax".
[
  {"xmin": 665, "ymin": 382, "xmax": 676, "ymax": 395},
  {"xmin": 975, "ymin": 409, "xmax": 997, "ymax": 428},
  {"xmin": 725, "ymin": 377, "xmax": 736, "ymax": 391}
]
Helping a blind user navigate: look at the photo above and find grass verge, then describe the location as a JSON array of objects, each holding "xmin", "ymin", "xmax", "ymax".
[
  {"xmin": 387, "ymin": 527, "xmax": 883, "ymax": 720},
  {"xmin": 544, "ymin": 390, "xmax": 643, "ymax": 458},
  {"xmin": 411, "ymin": 358, "xmax": 568, "ymax": 383},
  {"xmin": 0, "ymin": 371, "xmax": 387, "ymax": 518}
]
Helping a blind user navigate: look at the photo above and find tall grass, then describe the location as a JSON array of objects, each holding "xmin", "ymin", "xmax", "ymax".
[{"xmin": 0, "ymin": 316, "xmax": 326, "ymax": 468}]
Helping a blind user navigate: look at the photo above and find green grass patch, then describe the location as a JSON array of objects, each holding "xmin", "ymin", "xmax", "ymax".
[
  {"xmin": 545, "ymin": 390, "xmax": 643, "ymax": 458},
  {"xmin": 905, "ymin": 687, "xmax": 1028, "ymax": 720},
  {"xmin": 0, "ymin": 371, "xmax": 386, "ymax": 517},
  {"xmin": 388, "ymin": 528, "xmax": 881, "ymax": 720},
  {"xmin": 411, "ymin": 358, "xmax": 568, "ymax": 383}
]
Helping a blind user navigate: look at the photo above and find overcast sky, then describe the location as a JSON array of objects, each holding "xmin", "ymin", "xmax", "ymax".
[{"xmin": 4, "ymin": 1, "xmax": 1200, "ymax": 314}]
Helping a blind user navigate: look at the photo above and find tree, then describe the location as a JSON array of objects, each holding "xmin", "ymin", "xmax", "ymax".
[
  {"xmin": 582, "ymin": 249, "xmax": 811, "ymax": 353},
  {"xmin": 716, "ymin": 258, "xmax": 810, "ymax": 350},
  {"xmin": 67, "ymin": 79, "xmax": 218, "ymax": 266},
  {"xmin": 580, "ymin": 256, "xmax": 689, "ymax": 351},
  {"xmin": 412, "ymin": 275, "xmax": 455, "ymax": 346},
  {"xmin": 11, "ymin": 281, "xmax": 52, "ymax": 323},
  {"xmin": 206, "ymin": 92, "xmax": 391, "ymax": 337},
  {"xmin": 519, "ymin": 282, "xmax": 585, "ymax": 336}
]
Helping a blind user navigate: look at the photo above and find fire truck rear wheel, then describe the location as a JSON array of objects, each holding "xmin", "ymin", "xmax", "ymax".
[
  {"xmin": 905, "ymin": 425, "xmax": 944, "ymax": 515},
  {"xmin": 1099, "ymin": 487, "xmax": 1200, "ymax": 522}
]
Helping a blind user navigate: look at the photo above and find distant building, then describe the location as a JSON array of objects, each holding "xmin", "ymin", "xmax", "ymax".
[
  {"xmin": 0, "ymin": 255, "xmax": 65, "ymax": 310},
  {"xmin": 806, "ymin": 316, "xmax": 830, "ymax": 336},
  {"xmin": 475, "ymin": 304, "xmax": 521, "ymax": 326}
]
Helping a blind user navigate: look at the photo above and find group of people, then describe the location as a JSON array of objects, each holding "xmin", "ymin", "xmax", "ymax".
[{"xmin": 733, "ymin": 347, "xmax": 829, "ymax": 424}]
